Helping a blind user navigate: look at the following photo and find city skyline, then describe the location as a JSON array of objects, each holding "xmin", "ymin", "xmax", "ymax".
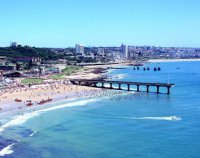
[{"xmin": 0, "ymin": 0, "xmax": 200, "ymax": 48}]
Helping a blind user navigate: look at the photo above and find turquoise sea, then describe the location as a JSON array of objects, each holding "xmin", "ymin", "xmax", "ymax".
[{"xmin": 0, "ymin": 61, "xmax": 200, "ymax": 158}]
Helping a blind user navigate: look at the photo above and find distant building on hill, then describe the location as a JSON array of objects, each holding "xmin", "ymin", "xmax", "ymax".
[
  {"xmin": 75, "ymin": 44, "xmax": 84, "ymax": 56},
  {"xmin": 98, "ymin": 47, "xmax": 105, "ymax": 57},
  {"xmin": 121, "ymin": 44, "xmax": 129, "ymax": 59},
  {"xmin": 10, "ymin": 41, "xmax": 18, "ymax": 47}
]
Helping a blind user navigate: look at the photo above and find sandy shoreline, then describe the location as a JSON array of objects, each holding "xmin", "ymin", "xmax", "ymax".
[
  {"xmin": 0, "ymin": 62, "xmax": 131, "ymax": 115},
  {"xmin": 148, "ymin": 58, "xmax": 200, "ymax": 63},
  {"xmin": 0, "ymin": 82, "xmax": 101, "ymax": 113}
]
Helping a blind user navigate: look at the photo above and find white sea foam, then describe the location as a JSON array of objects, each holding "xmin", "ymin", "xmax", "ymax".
[
  {"xmin": 29, "ymin": 130, "xmax": 38, "ymax": 137},
  {"xmin": 111, "ymin": 74, "xmax": 126, "ymax": 79},
  {"xmin": 0, "ymin": 143, "xmax": 15, "ymax": 157},
  {"xmin": 125, "ymin": 116, "xmax": 182, "ymax": 121},
  {"xmin": 95, "ymin": 115, "xmax": 181, "ymax": 121},
  {"xmin": 0, "ymin": 113, "xmax": 40, "ymax": 133},
  {"xmin": 0, "ymin": 98, "xmax": 98, "ymax": 134},
  {"xmin": 38, "ymin": 98, "xmax": 97, "ymax": 113}
]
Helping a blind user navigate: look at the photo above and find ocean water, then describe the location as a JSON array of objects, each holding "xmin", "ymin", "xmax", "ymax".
[{"xmin": 0, "ymin": 61, "xmax": 200, "ymax": 158}]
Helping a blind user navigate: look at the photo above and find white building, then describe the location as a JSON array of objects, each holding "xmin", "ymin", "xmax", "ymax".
[
  {"xmin": 97, "ymin": 47, "xmax": 105, "ymax": 57},
  {"xmin": 121, "ymin": 44, "xmax": 129, "ymax": 59},
  {"xmin": 75, "ymin": 44, "xmax": 84, "ymax": 56}
]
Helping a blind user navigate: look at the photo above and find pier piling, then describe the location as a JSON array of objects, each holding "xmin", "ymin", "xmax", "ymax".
[
  {"xmin": 167, "ymin": 86, "xmax": 170, "ymax": 94},
  {"xmin": 110, "ymin": 83, "xmax": 113, "ymax": 89},
  {"xmin": 118, "ymin": 83, "xmax": 122, "ymax": 90},
  {"xmin": 147, "ymin": 85, "xmax": 149, "ymax": 93},
  {"xmin": 137, "ymin": 85, "xmax": 140, "ymax": 92},
  {"xmin": 157, "ymin": 86, "xmax": 160, "ymax": 94}
]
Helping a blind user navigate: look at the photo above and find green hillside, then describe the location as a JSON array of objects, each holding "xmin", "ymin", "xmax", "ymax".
[{"xmin": 0, "ymin": 46, "xmax": 62, "ymax": 60}]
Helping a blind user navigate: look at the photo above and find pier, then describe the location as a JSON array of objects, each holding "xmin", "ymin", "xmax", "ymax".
[{"xmin": 70, "ymin": 79, "xmax": 174, "ymax": 94}]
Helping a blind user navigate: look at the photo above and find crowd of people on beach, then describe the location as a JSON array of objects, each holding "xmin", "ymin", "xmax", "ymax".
[
  {"xmin": 0, "ymin": 77, "xmax": 142, "ymax": 115},
  {"xmin": 0, "ymin": 80, "xmax": 101, "ymax": 112}
]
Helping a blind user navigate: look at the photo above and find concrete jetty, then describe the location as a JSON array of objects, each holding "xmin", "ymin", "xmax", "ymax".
[{"xmin": 70, "ymin": 79, "xmax": 175, "ymax": 94}]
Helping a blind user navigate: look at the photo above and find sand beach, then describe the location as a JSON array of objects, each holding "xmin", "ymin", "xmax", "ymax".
[{"xmin": 0, "ymin": 62, "xmax": 129, "ymax": 114}]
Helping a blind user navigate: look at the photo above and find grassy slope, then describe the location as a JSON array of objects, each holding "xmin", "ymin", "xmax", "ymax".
[{"xmin": 21, "ymin": 78, "xmax": 44, "ymax": 84}]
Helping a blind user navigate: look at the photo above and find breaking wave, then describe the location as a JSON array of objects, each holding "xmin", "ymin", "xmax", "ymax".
[
  {"xmin": 90, "ymin": 114, "xmax": 182, "ymax": 121},
  {"xmin": 124, "ymin": 116, "xmax": 182, "ymax": 121},
  {"xmin": 0, "ymin": 113, "xmax": 40, "ymax": 133},
  {"xmin": 0, "ymin": 98, "xmax": 98, "ymax": 134},
  {"xmin": 29, "ymin": 130, "xmax": 38, "ymax": 137},
  {"xmin": 0, "ymin": 143, "xmax": 15, "ymax": 157}
]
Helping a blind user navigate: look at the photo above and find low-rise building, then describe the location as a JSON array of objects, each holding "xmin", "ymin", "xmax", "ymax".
[
  {"xmin": 14, "ymin": 57, "xmax": 42, "ymax": 65},
  {"xmin": 0, "ymin": 56, "xmax": 7, "ymax": 65},
  {"xmin": 3, "ymin": 71, "xmax": 23, "ymax": 78},
  {"xmin": 0, "ymin": 65, "xmax": 16, "ymax": 71}
]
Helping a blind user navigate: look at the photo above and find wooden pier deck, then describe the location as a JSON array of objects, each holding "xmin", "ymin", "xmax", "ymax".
[{"xmin": 70, "ymin": 79, "xmax": 175, "ymax": 94}]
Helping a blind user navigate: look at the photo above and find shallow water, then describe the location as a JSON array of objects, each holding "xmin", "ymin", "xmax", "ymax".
[{"xmin": 0, "ymin": 61, "xmax": 200, "ymax": 158}]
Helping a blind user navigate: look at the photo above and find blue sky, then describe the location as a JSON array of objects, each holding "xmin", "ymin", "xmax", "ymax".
[{"xmin": 0, "ymin": 0, "xmax": 200, "ymax": 47}]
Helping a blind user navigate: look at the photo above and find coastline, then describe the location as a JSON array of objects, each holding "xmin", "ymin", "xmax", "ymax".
[
  {"xmin": 0, "ymin": 62, "xmax": 130, "ymax": 115},
  {"xmin": 148, "ymin": 58, "xmax": 200, "ymax": 63},
  {"xmin": 1, "ymin": 59, "xmax": 196, "ymax": 115},
  {"xmin": 0, "ymin": 84, "xmax": 101, "ymax": 114}
]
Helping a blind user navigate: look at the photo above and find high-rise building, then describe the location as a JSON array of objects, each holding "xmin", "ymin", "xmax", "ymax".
[
  {"xmin": 97, "ymin": 47, "xmax": 105, "ymax": 57},
  {"xmin": 10, "ymin": 41, "xmax": 18, "ymax": 47},
  {"xmin": 121, "ymin": 44, "xmax": 129, "ymax": 59},
  {"xmin": 75, "ymin": 44, "xmax": 84, "ymax": 56}
]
